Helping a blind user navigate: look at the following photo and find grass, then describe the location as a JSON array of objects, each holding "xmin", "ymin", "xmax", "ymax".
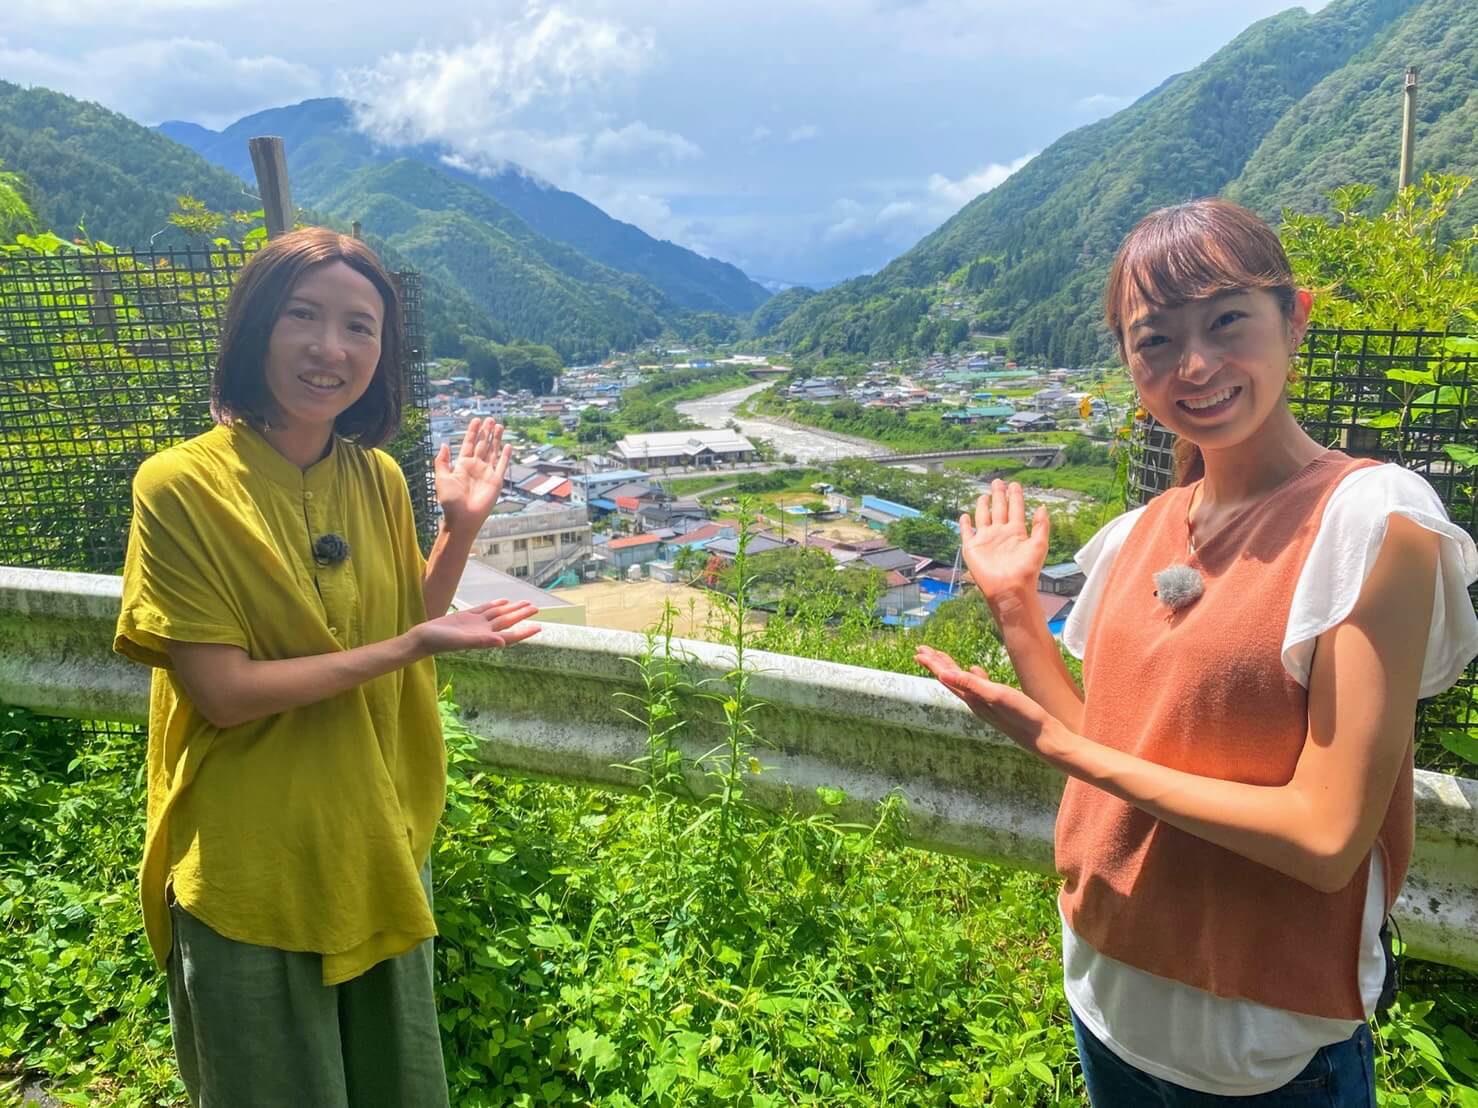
[{"xmin": 2, "ymin": 550, "xmax": 1475, "ymax": 1105}]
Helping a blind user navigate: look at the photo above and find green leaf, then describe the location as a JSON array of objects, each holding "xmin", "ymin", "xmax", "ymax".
[
  {"xmin": 816, "ymin": 785, "xmax": 846, "ymax": 806},
  {"xmin": 1385, "ymin": 368, "xmax": 1437, "ymax": 385},
  {"xmin": 1024, "ymin": 1058, "xmax": 1055, "ymax": 1085},
  {"xmin": 1438, "ymin": 729, "xmax": 1478, "ymax": 765},
  {"xmin": 1444, "ymin": 444, "xmax": 1478, "ymax": 468},
  {"xmin": 1361, "ymin": 412, "xmax": 1403, "ymax": 429}
]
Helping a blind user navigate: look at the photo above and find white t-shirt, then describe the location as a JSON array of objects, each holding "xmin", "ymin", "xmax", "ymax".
[{"xmin": 1059, "ymin": 463, "xmax": 1478, "ymax": 1096}]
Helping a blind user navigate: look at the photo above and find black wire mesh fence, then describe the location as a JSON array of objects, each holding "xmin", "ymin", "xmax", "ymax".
[
  {"xmin": 0, "ymin": 244, "xmax": 435, "ymax": 574},
  {"xmin": 1128, "ymin": 326, "xmax": 1478, "ymax": 773}
]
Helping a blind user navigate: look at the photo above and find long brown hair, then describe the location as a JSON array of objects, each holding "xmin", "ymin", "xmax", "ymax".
[
  {"xmin": 212, "ymin": 228, "xmax": 404, "ymax": 448},
  {"xmin": 1104, "ymin": 199, "xmax": 1297, "ymax": 485}
]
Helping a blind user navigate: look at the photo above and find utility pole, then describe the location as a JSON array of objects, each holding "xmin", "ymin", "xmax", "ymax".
[
  {"xmin": 247, "ymin": 136, "xmax": 294, "ymax": 239},
  {"xmin": 1398, "ymin": 67, "xmax": 1418, "ymax": 191}
]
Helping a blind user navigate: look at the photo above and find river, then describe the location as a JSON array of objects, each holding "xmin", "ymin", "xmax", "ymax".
[{"xmin": 674, "ymin": 383, "xmax": 881, "ymax": 465}]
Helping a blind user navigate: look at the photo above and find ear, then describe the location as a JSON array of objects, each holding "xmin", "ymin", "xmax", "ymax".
[{"xmin": 1290, "ymin": 288, "xmax": 1314, "ymax": 345}]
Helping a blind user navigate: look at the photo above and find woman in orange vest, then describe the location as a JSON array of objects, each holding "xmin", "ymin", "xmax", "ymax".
[{"xmin": 917, "ymin": 198, "xmax": 1478, "ymax": 1104}]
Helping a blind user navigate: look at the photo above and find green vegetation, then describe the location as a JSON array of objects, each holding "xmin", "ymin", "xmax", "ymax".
[
  {"xmin": 768, "ymin": 0, "xmax": 1475, "ymax": 365},
  {"xmin": 0, "ymin": 81, "xmax": 252, "ymax": 250},
  {"xmin": 1284, "ymin": 174, "xmax": 1478, "ymax": 332},
  {"xmin": 0, "ymin": 163, "xmax": 37, "ymax": 240},
  {"xmin": 887, "ymin": 515, "xmax": 961, "ymax": 563},
  {"xmin": 462, "ymin": 337, "xmax": 566, "ymax": 395}
]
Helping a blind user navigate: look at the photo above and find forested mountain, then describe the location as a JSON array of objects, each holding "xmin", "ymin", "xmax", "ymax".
[
  {"xmin": 1225, "ymin": 0, "xmax": 1478, "ymax": 220},
  {"xmin": 750, "ymin": 286, "xmax": 818, "ymax": 337},
  {"xmin": 0, "ymin": 81, "xmax": 253, "ymax": 247},
  {"xmin": 314, "ymin": 159, "xmax": 676, "ymax": 361},
  {"xmin": 159, "ymin": 98, "xmax": 771, "ymax": 316},
  {"xmin": 773, "ymin": 0, "xmax": 1474, "ymax": 365}
]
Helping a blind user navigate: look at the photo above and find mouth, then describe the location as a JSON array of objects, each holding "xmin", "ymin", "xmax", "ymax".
[
  {"xmin": 299, "ymin": 372, "xmax": 346, "ymax": 394},
  {"xmin": 1177, "ymin": 385, "xmax": 1241, "ymax": 417}
]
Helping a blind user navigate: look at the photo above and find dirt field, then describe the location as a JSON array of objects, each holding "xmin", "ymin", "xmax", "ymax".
[{"xmin": 548, "ymin": 578, "xmax": 736, "ymax": 638}]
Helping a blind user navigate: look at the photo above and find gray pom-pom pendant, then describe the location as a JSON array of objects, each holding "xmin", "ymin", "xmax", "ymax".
[{"xmin": 1154, "ymin": 563, "xmax": 1204, "ymax": 611}]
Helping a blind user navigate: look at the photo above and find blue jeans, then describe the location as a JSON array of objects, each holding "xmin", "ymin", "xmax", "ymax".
[{"xmin": 1072, "ymin": 1011, "xmax": 1377, "ymax": 1106}]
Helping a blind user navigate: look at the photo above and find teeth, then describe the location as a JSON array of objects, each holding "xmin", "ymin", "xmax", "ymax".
[
  {"xmin": 303, "ymin": 374, "xmax": 343, "ymax": 388},
  {"xmin": 1184, "ymin": 387, "xmax": 1235, "ymax": 411}
]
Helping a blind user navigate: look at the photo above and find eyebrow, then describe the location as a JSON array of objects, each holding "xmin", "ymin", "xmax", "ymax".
[
  {"xmin": 1128, "ymin": 289, "xmax": 1248, "ymax": 332},
  {"xmin": 286, "ymin": 294, "xmax": 381, "ymax": 323}
]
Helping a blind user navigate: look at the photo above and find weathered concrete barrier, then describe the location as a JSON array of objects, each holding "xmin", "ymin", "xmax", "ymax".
[{"xmin": 3, "ymin": 565, "xmax": 1476, "ymax": 971}]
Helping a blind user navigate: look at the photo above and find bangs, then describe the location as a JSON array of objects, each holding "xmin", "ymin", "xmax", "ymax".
[{"xmin": 1106, "ymin": 199, "xmax": 1294, "ymax": 342}]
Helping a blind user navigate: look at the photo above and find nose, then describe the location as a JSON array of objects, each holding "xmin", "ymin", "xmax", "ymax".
[
  {"xmin": 306, "ymin": 325, "xmax": 348, "ymax": 364},
  {"xmin": 1177, "ymin": 335, "xmax": 1221, "ymax": 386}
]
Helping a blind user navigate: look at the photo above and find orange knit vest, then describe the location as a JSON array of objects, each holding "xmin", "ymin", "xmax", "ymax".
[{"xmin": 1058, "ymin": 451, "xmax": 1413, "ymax": 1020}]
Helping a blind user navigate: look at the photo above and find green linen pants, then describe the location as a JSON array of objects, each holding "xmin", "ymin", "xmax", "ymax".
[{"xmin": 165, "ymin": 883, "xmax": 450, "ymax": 1108}]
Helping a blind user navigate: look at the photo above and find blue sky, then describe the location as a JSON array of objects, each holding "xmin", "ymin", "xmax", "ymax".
[{"xmin": 3, "ymin": 0, "xmax": 1327, "ymax": 287}]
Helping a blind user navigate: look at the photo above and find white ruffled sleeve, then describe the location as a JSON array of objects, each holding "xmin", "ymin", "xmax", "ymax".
[
  {"xmin": 1061, "ymin": 507, "xmax": 1147, "ymax": 660},
  {"xmin": 1283, "ymin": 464, "xmax": 1478, "ymax": 696}
]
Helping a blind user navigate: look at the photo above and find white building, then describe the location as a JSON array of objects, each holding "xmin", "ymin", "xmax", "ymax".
[
  {"xmin": 611, "ymin": 429, "xmax": 758, "ymax": 469},
  {"xmin": 472, "ymin": 502, "xmax": 593, "ymax": 586}
]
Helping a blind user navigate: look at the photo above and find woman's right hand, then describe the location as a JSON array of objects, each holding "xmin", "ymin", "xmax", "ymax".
[
  {"xmin": 412, "ymin": 599, "xmax": 542, "ymax": 656},
  {"xmin": 961, "ymin": 480, "xmax": 1051, "ymax": 605}
]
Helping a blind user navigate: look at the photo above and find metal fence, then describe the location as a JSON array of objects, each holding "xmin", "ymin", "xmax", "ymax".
[
  {"xmin": 1128, "ymin": 326, "xmax": 1478, "ymax": 771},
  {"xmin": 0, "ymin": 243, "xmax": 435, "ymax": 574}
]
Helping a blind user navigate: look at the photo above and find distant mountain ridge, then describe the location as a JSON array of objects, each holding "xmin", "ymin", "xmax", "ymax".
[
  {"xmin": 158, "ymin": 98, "xmax": 770, "ymax": 318},
  {"xmin": 770, "ymin": 0, "xmax": 1475, "ymax": 364}
]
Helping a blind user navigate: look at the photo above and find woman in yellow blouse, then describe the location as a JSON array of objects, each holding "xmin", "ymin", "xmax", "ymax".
[{"xmin": 114, "ymin": 228, "xmax": 537, "ymax": 1107}]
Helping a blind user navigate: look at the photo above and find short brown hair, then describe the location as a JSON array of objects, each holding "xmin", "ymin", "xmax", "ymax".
[
  {"xmin": 1104, "ymin": 198, "xmax": 1295, "ymax": 358},
  {"xmin": 1105, "ymin": 199, "xmax": 1297, "ymax": 485},
  {"xmin": 212, "ymin": 227, "xmax": 404, "ymax": 448}
]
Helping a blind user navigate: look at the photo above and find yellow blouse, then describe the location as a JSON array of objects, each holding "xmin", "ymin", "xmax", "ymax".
[{"xmin": 114, "ymin": 422, "xmax": 443, "ymax": 985}]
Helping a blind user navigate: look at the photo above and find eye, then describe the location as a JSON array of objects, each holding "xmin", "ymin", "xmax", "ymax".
[
  {"xmin": 350, "ymin": 321, "xmax": 376, "ymax": 336},
  {"xmin": 1211, "ymin": 310, "xmax": 1245, "ymax": 329},
  {"xmin": 286, "ymin": 306, "xmax": 313, "ymax": 320},
  {"xmin": 1135, "ymin": 334, "xmax": 1169, "ymax": 351}
]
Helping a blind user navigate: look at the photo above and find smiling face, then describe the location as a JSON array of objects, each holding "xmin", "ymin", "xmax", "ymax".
[
  {"xmin": 261, "ymin": 261, "xmax": 385, "ymax": 438},
  {"xmin": 1123, "ymin": 285, "xmax": 1310, "ymax": 452}
]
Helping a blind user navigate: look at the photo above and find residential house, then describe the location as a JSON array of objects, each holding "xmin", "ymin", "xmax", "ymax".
[
  {"xmin": 1005, "ymin": 411, "xmax": 1057, "ymax": 432},
  {"xmin": 603, "ymin": 533, "xmax": 666, "ymax": 572},
  {"xmin": 568, "ymin": 469, "xmax": 651, "ymax": 505},
  {"xmin": 1039, "ymin": 562, "xmax": 1087, "ymax": 596}
]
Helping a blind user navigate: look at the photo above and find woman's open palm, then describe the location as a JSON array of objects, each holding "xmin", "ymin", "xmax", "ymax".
[
  {"xmin": 436, "ymin": 417, "xmax": 512, "ymax": 533},
  {"xmin": 417, "ymin": 599, "xmax": 541, "ymax": 654},
  {"xmin": 961, "ymin": 479, "xmax": 1051, "ymax": 602}
]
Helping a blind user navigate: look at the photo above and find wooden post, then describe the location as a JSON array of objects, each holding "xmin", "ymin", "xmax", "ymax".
[
  {"xmin": 1398, "ymin": 67, "xmax": 1418, "ymax": 191},
  {"xmin": 247, "ymin": 136, "xmax": 294, "ymax": 239},
  {"xmin": 351, "ymin": 220, "xmax": 362, "ymax": 240}
]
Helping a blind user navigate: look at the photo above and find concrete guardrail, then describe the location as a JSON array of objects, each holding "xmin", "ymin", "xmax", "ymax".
[{"xmin": 3, "ymin": 565, "xmax": 1475, "ymax": 971}]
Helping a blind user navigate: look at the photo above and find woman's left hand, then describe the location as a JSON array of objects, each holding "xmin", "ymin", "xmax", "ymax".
[
  {"xmin": 436, "ymin": 417, "xmax": 513, "ymax": 534},
  {"xmin": 915, "ymin": 644, "xmax": 1069, "ymax": 759}
]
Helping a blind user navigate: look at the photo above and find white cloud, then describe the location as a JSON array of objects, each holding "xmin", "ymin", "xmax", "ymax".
[
  {"xmin": 1075, "ymin": 91, "xmax": 1133, "ymax": 115},
  {"xmin": 749, "ymin": 125, "xmax": 771, "ymax": 142},
  {"xmin": 589, "ymin": 121, "xmax": 701, "ymax": 167},
  {"xmin": 0, "ymin": 39, "xmax": 320, "ymax": 127},
  {"xmin": 339, "ymin": 5, "xmax": 655, "ymax": 152},
  {"xmin": 925, "ymin": 151, "xmax": 1036, "ymax": 211},
  {"xmin": 787, "ymin": 123, "xmax": 821, "ymax": 143}
]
